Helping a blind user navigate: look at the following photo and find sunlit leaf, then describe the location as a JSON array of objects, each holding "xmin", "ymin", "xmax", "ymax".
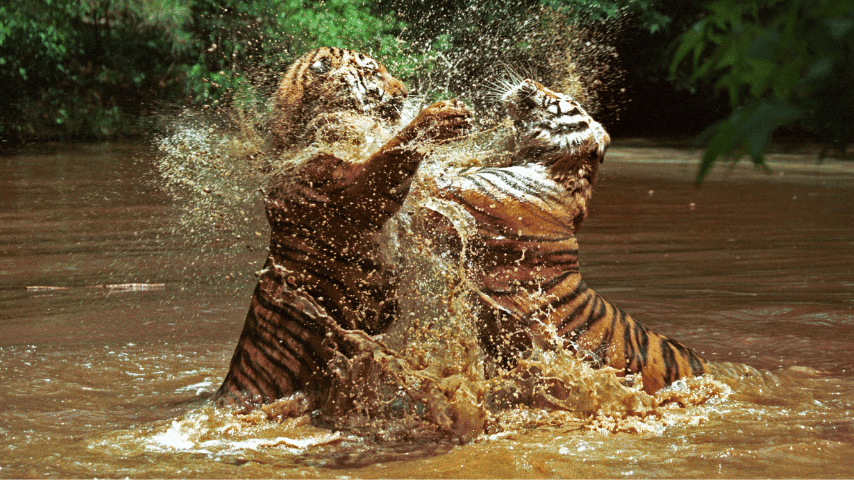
[{"xmin": 825, "ymin": 17, "xmax": 854, "ymax": 39}]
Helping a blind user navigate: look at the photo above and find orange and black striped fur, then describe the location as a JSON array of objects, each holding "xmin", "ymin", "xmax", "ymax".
[
  {"xmin": 214, "ymin": 47, "xmax": 472, "ymax": 408},
  {"xmin": 428, "ymin": 79, "xmax": 706, "ymax": 393}
]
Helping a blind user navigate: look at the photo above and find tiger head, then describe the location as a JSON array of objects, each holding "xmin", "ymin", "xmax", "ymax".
[
  {"xmin": 502, "ymin": 79, "xmax": 610, "ymax": 191},
  {"xmin": 271, "ymin": 47, "xmax": 409, "ymax": 150}
]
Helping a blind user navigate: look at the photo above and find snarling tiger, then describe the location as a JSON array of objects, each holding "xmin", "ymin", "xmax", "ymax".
[
  {"xmin": 213, "ymin": 47, "xmax": 472, "ymax": 408},
  {"xmin": 214, "ymin": 46, "xmax": 705, "ymax": 412},
  {"xmin": 423, "ymin": 79, "xmax": 707, "ymax": 393}
]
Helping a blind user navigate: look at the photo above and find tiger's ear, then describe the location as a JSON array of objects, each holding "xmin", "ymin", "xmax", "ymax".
[{"xmin": 309, "ymin": 57, "xmax": 332, "ymax": 74}]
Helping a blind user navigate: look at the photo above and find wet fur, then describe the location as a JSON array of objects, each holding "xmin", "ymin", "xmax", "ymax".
[
  {"xmin": 428, "ymin": 80, "xmax": 706, "ymax": 393},
  {"xmin": 215, "ymin": 47, "xmax": 471, "ymax": 408}
]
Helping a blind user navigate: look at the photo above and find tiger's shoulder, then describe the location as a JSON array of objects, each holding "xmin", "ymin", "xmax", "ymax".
[
  {"xmin": 423, "ymin": 78, "xmax": 608, "ymax": 237},
  {"xmin": 431, "ymin": 164, "xmax": 581, "ymax": 239}
]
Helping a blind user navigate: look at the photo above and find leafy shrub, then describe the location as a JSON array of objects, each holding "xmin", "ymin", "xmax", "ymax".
[
  {"xmin": 0, "ymin": 0, "xmax": 195, "ymax": 142},
  {"xmin": 0, "ymin": 0, "xmax": 410, "ymax": 143},
  {"xmin": 672, "ymin": 0, "xmax": 854, "ymax": 178}
]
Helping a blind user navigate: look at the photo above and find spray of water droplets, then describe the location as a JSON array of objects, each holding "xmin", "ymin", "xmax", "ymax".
[{"xmin": 143, "ymin": 7, "xmax": 727, "ymax": 446}]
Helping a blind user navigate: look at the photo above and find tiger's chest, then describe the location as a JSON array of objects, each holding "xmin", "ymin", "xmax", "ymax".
[
  {"xmin": 434, "ymin": 165, "xmax": 581, "ymax": 293},
  {"xmin": 264, "ymin": 178, "xmax": 395, "ymax": 333}
]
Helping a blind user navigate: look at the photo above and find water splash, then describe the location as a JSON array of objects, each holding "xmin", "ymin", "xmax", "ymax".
[
  {"xmin": 144, "ymin": 8, "xmax": 726, "ymax": 446},
  {"xmin": 151, "ymin": 106, "xmax": 729, "ymax": 442},
  {"xmin": 155, "ymin": 110, "xmax": 269, "ymax": 242}
]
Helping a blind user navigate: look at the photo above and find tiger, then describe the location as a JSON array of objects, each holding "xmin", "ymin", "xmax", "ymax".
[
  {"xmin": 213, "ymin": 47, "xmax": 472, "ymax": 409},
  {"xmin": 424, "ymin": 78, "xmax": 706, "ymax": 393}
]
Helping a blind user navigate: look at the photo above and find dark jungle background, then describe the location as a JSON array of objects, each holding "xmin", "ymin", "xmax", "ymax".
[
  {"xmin": 2, "ymin": 0, "xmax": 852, "ymax": 175},
  {"xmin": 2, "ymin": 3, "xmax": 854, "ymax": 476}
]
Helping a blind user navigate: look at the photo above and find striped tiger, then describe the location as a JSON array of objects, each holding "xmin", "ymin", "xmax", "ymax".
[
  {"xmin": 214, "ymin": 47, "xmax": 472, "ymax": 408},
  {"xmin": 426, "ymin": 79, "xmax": 706, "ymax": 393}
]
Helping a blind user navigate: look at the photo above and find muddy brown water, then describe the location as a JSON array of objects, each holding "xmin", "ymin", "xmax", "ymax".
[{"xmin": 1, "ymin": 140, "xmax": 852, "ymax": 478}]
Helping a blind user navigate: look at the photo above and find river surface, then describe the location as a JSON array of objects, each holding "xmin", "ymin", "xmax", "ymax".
[{"xmin": 1, "ymin": 140, "xmax": 852, "ymax": 478}]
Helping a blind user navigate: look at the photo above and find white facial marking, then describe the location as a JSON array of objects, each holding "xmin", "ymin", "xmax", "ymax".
[{"xmin": 343, "ymin": 73, "xmax": 366, "ymax": 107}]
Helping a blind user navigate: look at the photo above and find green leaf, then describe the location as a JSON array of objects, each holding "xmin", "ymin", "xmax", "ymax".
[
  {"xmin": 670, "ymin": 20, "xmax": 706, "ymax": 74},
  {"xmin": 825, "ymin": 17, "xmax": 854, "ymax": 39},
  {"xmin": 802, "ymin": 57, "xmax": 835, "ymax": 84}
]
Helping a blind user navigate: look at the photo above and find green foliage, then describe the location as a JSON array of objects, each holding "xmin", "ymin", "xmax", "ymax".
[
  {"xmin": 0, "ymin": 0, "xmax": 193, "ymax": 142},
  {"xmin": 672, "ymin": 0, "xmax": 854, "ymax": 180},
  {"xmin": 543, "ymin": 0, "xmax": 672, "ymax": 34},
  {"xmin": 9, "ymin": 0, "xmax": 849, "ymax": 165},
  {"xmin": 0, "ymin": 0, "xmax": 408, "ymax": 143},
  {"xmin": 181, "ymin": 0, "xmax": 411, "ymax": 103},
  {"xmin": 376, "ymin": 0, "xmax": 632, "ymax": 123}
]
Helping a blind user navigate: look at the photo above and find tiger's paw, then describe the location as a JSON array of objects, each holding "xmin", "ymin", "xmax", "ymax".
[{"xmin": 409, "ymin": 99, "xmax": 473, "ymax": 143}]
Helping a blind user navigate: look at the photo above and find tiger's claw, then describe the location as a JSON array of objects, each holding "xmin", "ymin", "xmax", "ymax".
[{"xmin": 409, "ymin": 99, "xmax": 473, "ymax": 143}]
